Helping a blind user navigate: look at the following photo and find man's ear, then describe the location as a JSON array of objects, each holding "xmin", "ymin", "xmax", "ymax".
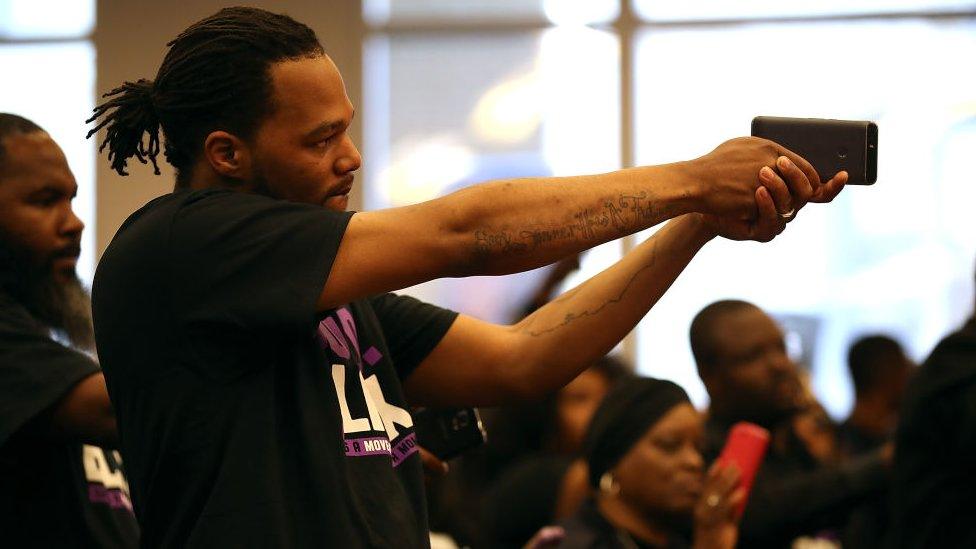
[{"xmin": 203, "ymin": 130, "xmax": 251, "ymax": 181}]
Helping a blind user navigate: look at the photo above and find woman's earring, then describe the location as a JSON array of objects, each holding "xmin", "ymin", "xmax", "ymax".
[{"xmin": 599, "ymin": 471, "xmax": 620, "ymax": 496}]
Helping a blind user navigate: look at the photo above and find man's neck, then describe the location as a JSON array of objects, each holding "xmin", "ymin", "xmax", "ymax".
[{"xmin": 182, "ymin": 162, "xmax": 255, "ymax": 194}]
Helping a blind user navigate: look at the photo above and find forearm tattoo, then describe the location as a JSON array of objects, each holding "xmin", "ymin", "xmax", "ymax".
[{"xmin": 474, "ymin": 192, "xmax": 664, "ymax": 256}]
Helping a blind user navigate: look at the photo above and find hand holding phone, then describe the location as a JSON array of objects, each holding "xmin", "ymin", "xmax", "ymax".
[{"xmin": 716, "ymin": 422, "xmax": 771, "ymax": 516}]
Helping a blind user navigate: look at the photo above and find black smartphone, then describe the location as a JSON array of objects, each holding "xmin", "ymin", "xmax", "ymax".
[
  {"xmin": 413, "ymin": 407, "xmax": 487, "ymax": 461},
  {"xmin": 751, "ymin": 116, "xmax": 878, "ymax": 185}
]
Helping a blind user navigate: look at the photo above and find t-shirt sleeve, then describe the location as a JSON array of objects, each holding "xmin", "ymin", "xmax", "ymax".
[
  {"xmin": 170, "ymin": 190, "xmax": 354, "ymax": 332},
  {"xmin": 367, "ymin": 293, "xmax": 458, "ymax": 380},
  {"xmin": 0, "ymin": 299, "xmax": 99, "ymax": 445}
]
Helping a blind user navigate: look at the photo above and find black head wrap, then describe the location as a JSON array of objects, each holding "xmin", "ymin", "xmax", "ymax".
[{"xmin": 583, "ymin": 377, "xmax": 691, "ymax": 488}]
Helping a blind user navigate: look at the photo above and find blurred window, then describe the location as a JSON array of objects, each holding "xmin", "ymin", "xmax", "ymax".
[
  {"xmin": 364, "ymin": 14, "xmax": 622, "ymax": 322},
  {"xmin": 0, "ymin": 0, "xmax": 97, "ymax": 283}
]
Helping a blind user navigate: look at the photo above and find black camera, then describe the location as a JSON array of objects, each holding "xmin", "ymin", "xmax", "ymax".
[{"xmin": 413, "ymin": 407, "xmax": 487, "ymax": 461}]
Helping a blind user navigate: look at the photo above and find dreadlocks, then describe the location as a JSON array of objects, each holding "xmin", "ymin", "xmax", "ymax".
[{"xmin": 86, "ymin": 6, "xmax": 324, "ymax": 186}]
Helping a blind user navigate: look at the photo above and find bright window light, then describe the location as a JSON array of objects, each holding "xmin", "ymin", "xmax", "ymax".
[
  {"xmin": 632, "ymin": 18, "xmax": 976, "ymax": 417},
  {"xmin": 635, "ymin": 0, "xmax": 976, "ymax": 22},
  {"xmin": 0, "ymin": 42, "xmax": 97, "ymax": 283},
  {"xmin": 364, "ymin": 29, "xmax": 621, "ymax": 323},
  {"xmin": 0, "ymin": 0, "xmax": 95, "ymax": 39}
]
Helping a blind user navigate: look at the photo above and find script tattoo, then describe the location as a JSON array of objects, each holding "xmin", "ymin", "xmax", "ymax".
[
  {"xmin": 474, "ymin": 229, "xmax": 528, "ymax": 254},
  {"xmin": 473, "ymin": 191, "xmax": 666, "ymax": 256}
]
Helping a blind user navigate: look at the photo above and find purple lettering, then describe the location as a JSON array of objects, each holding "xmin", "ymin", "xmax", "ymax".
[
  {"xmin": 320, "ymin": 317, "xmax": 350, "ymax": 359},
  {"xmin": 337, "ymin": 308, "xmax": 362, "ymax": 360}
]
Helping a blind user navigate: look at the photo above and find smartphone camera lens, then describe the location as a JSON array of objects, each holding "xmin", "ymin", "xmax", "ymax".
[{"xmin": 837, "ymin": 146, "xmax": 848, "ymax": 159}]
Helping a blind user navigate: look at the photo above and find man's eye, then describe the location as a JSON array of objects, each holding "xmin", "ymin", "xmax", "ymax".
[
  {"xmin": 30, "ymin": 194, "xmax": 59, "ymax": 207},
  {"xmin": 653, "ymin": 438, "xmax": 681, "ymax": 453}
]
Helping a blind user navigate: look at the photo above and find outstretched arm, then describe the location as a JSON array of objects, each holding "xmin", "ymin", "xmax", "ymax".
[
  {"xmin": 319, "ymin": 137, "xmax": 836, "ymax": 310},
  {"xmin": 403, "ymin": 161, "xmax": 845, "ymax": 406},
  {"xmin": 403, "ymin": 213, "xmax": 718, "ymax": 405}
]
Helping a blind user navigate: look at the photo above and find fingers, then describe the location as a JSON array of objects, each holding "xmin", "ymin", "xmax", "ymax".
[
  {"xmin": 727, "ymin": 488, "xmax": 747, "ymax": 521},
  {"xmin": 810, "ymin": 171, "xmax": 848, "ymax": 203},
  {"xmin": 706, "ymin": 461, "xmax": 741, "ymax": 498},
  {"xmin": 774, "ymin": 156, "xmax": 814, "ymax": 209},
  {"xmin": 776, "ymin": 146, "xmax": 822, "ymax": 195},
  {"xmin": 419, "ymin": 447, "xmax": 449, "ymax": 479},
  {"xmin": 699, "ymin": 462, "xmax": 744, "ymax": 523},
  {"xmin": 752, "ymin": 187, "xmax": 786, "ymax": 242},
  {"xmin": 758, "ymin": 166, "xmax": 793, "ymax": 216}
]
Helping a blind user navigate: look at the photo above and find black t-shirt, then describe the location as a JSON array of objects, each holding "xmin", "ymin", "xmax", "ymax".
[
  {"xmin": 93, "ymin": 189, "xmax": 458, "ymax": 548},
  {"xmin": 557, "ymin": 499, "xmax": 689, "ymax": 549},
  {"xmin": 0, "ymin": 292, "xmax": 139, "ymax": 548},
  {"xmin": 889, "ymin": 317, "xmax": 976, "ymax": 549}
]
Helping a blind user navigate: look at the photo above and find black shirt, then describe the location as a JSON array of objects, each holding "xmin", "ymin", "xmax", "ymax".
[
  {"xmin": 0, "ymin": 292, "xmax": 139, "ymax": 548},
  {"xmin": 93, "ymin": 189, "xmax": 458, "ymax": 548},
  {"xmin": 558, "ymin": 499, "xmax": 689, "ymax": 549},
  {"xmin": 837, "ymin": 419, "xmax": 888, "ymax": 458},
  {"xmin": 889, "ymin": 316, "xmax": 976, "ymax": 548}
]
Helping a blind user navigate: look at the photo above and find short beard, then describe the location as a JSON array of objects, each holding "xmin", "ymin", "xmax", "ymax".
[{"xmin": 0, "ymin": 243, "xmax": 95, "ymax": 352}]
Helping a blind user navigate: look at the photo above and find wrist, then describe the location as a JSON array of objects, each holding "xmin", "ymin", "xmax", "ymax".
[
  {"xmin": 637, "ymin": 162, "xmax": 701, "ymax": 218},
  {"xmin": 682, "ymin": 213, "xmax": 719, "ymax": 243},
  {"xmin": 669, "ymin": 159, "xmax": 706, "ymax": 213}
]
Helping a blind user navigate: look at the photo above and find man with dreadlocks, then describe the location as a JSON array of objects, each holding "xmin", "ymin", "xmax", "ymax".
[
  {"xmin": 0, "ymin": 113, "xmax": 139, "ymax": 547},
  {"xmin": 87, "ymin": 7, "xmax": 846, "ymax": 548}
]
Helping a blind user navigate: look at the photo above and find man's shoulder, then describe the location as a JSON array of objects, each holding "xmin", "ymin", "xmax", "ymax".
[
  {"xmin": 913, "ymin": 316, "xmax": 976, "ymax": 398},
  {"xmin": 115, "ymin": 188, "xmax": 233, "ymax": 230},
  {"xmin": 101, "ymin": 189, "xmax": 245, "ymax": 261}
]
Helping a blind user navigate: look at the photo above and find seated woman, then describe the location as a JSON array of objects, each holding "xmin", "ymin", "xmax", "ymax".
[{"xmin": 556, "ymin": 377, "xmax": 744, "ymax": 549}]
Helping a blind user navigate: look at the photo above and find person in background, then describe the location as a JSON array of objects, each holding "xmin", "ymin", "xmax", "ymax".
[
  {"xmin": 839, "ymin": 334, "xmax": 912, "ymax": 458},
  {"xmin": 888, "ymin": 265, "xmax": 976, "ymax": 548},
  {"xmin": 0, "ymin": 113, "xmax": 138, "ymax": 547},
  {"xmin": 482, "ymin": 356, "xmax": 633, "ymax": 547},
  {"xmin": 791, "ymin": 369, "xmax": 840, "ymax": 467},
  {"xmin": 557, "ymin": 377, "xmax": 744, "ymax": 549},
  {"xmin": 690, "ymin": 300, "xmax": 889, "ymax": 548}
]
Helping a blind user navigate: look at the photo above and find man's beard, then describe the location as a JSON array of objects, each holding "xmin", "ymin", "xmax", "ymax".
[{"xmin": 0, "ymin": 239, "xmax": 95, "ymax": 352}]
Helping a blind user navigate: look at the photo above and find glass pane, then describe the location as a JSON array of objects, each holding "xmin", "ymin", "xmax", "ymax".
[
  {"xmin": 364, "ymin": 28, "xmax": 621, "ymax": 323},
  {"xmin": 636, "ymin": 0, "xmax": 976, "ymax": 22},
  {"xmin": 0, "ymin": 0, "xmax": 95, "ymax": 39},
  {"xmin": 632, "ymin": 18, "xmax": 976, "ymax": 415},
  {"xmin": 365, "ymin": 0, "xmax": 619, "ymax": 26},
  {"xmin": 0, "ymin": 42, "xmax": 97, "ymax": 283}
]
